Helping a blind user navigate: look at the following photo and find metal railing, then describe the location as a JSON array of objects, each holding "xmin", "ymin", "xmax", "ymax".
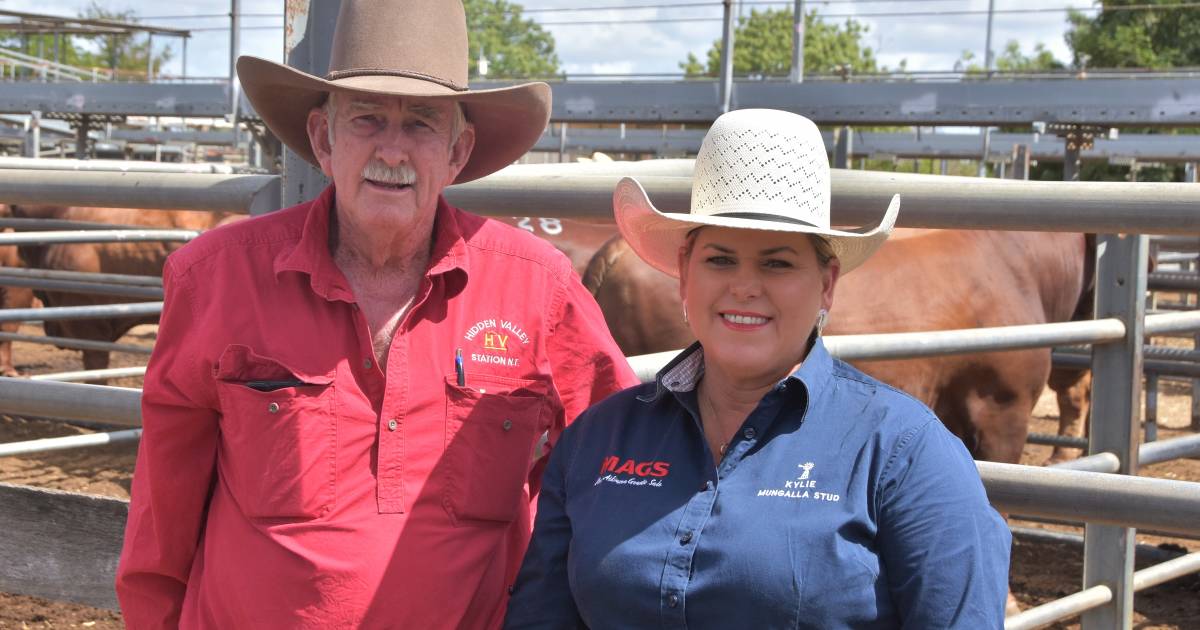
[
  {"xmin": 0, "ymin": 229, "xmax": 198, "ymax": 246},
  {"xmin": 0, "ymin": 48, "xmax": 113, "ymax": 83},
  {"xmin": 0, "ymin": 159, "xmax": 1196, "ymax": 627},
  {"xmin": 0, "ymin": 302, "xmax": 162, "ymax": 324},
  {"xmin": 0, "ymin": 332, "xmax": 152, "ymax": 356},
  {"xmin": 2, "ymin": 165, "xmax": 1200, "ymax": 234}
]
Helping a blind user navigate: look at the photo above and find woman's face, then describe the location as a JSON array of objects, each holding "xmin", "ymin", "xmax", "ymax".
[{"xmin": 679, "ymin": 227, "xmax": 840, "ymax": 385}]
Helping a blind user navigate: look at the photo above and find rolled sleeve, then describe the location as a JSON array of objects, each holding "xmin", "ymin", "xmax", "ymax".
[
  {"xmin": 116, "ymin": 258, "xmax": 220, "ymax": 629},
  {"xmin": 877, "ymin": 417, "xmax": 1012, "ymax": 629}
]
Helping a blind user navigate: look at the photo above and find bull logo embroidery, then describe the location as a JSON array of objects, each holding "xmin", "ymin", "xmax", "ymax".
[
  {"xmin": 483, "ymin": 331, "xmax": 509, "ymax": 352},
  {"xmin": 797, "ymin": 462, "xmax": 814, "ymax": 481}
]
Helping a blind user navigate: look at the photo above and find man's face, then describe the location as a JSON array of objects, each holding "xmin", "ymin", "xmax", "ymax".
[{"xmin": 307, "ymin": 92, "xmax": 475, "ymax": 239}]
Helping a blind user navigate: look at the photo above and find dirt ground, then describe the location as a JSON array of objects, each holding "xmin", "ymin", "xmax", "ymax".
[{"xmin": 0, "ymin": 326, "xmax": 1197, "ymax": 629}]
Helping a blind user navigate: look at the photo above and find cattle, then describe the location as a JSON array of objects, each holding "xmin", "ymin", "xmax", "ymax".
[
  {"xmin": 493, "ymin": 216, "xmax": 618, "ymax": 277},
  {"xmin": 0, "ymin": 242, "xmax": 36, "ymax": 377},
  {"xmin": 0, "ymin": 206, "xmax": 37, "ymax": 377},
  {"xmin": 583, "ymin": 228, "xmax": 1092, "ymax": 466},
  {"xmin": 1047, "ymin": 369, "xmax": 1092, "ymax": 463},
  {"xmin": 4, "ymin": 208, "xmax": 605, "ymax": 378},
  {"xmin": 9, "ymin": 205, "xmax": 239, "ymax": 374}
]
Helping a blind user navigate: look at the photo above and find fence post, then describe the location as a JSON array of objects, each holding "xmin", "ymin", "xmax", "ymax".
[
  {"xmin": 1081, "ymin": 234, "xmax": 1147, "ymax": 630},
  {"xmin": 1011, "ymin": 144, "xmax": 1030, "ymax": 180},
  {"xmin": 558, "ymin": 123, "xmax": 568, "ymax": 163},
  {"xmin": 1189, "ymin": 165, "xmax": 1200, "ymax": 430},
  {"xmin": 790, "ymin": 0, "xmax": 805, "ymax": 83},
  {"xmin": 719, "ymin": 0, "xmax": 735, "ymax": 114},
  {"xmin": 74, "ymin": 115, "xmax": 90, "ymax": 161},
  {"xmin": 834, "ymin": 126, "xmax": 852, "ymax": 169},
  {"xmin": 281, "ymin": 0, "xmax": 338, "ymax": 207},
  {"xmin": 229, "ymin": 0, "xmax": 242, "ymax": 151},
  {"xmin": 24, "ymin": 110, "xmax": 40, "ymax": 159},
  {"xmin": 977, "ymin": 126, "xmax": 991, "ymax": 177}
]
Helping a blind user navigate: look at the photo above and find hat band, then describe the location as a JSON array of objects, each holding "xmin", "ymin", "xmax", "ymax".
[
  {"xmin": 324, "ymin": 68, "xmax": 468, "ymax": 92},
  {"xmin": 710, "ymin": 212, "xmax": 820, "ymax": 229}
]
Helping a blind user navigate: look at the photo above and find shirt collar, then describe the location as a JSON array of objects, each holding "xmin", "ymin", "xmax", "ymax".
[
  {"xmin": 788, "ymin": 337, "xmax": 835, "ymax": 397},
  {"xmin": 273, "ymin": 187, "xmax": 469, "ymax": 303},
  {"xmin": 642, "ymin": 337, "xmax": 836, "ymax": 403}
]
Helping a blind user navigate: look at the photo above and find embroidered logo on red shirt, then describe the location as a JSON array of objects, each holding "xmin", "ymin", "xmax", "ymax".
[
  {"xmin": 483, "ymin": 331, "xmax": 509, "ymax": 352},
  {"xmin": 463, "ymin": 317, "xmax": 531, "ymax": 367}
]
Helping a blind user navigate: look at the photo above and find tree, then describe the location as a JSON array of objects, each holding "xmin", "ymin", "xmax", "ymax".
[
  {"xmin": 679, "ymin": 8, "xmax": 878, "ymax": 78},
  {"xmin": 995, "ymin": 41, "xmax": 1064, "ymax": 72},
  {"xmin": 954, "ymin": 41, "xmax": 1064, "ymax": 74},
  {"xmin": 1065, "ymin": 0, "xmax": 1200, "ymax": 69},
  {"xmin": 0, "ymin": 2, "xmax": 172, "ymax": 80},
  {"xmin": 77, "ymin": 3, "xmax": 173, "ymax": 78},
  {"xmin": 465, "ymin": 0, "xmax": 560, "ymax": 78}
]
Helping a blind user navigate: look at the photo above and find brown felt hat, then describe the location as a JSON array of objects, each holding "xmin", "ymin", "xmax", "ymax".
[{"xmin": 237, "ymin": 0, "xmax": 551, "ymax": 184}]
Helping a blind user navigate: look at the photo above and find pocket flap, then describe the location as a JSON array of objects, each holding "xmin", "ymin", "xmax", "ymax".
[
  {"xmin": 443, "ymin": 372, "xmax": 549, "ymax": 398},
  {"xmin": 215, "ymin": 344, "xmax": 335, "ymax": 385}
]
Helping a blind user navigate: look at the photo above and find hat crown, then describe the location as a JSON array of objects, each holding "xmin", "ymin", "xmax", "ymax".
[
  {"xmin": 328, "ymin": 0, "xmax": 469, "ymax": 89},
  {"xmin": 691, "ymin": 109, "xmax": 831, "ymax": 229}
]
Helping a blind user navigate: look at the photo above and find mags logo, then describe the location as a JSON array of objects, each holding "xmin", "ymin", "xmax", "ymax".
[{"xmin": 599, "ymin": 455, "xmax": 671, "ymax": 477}]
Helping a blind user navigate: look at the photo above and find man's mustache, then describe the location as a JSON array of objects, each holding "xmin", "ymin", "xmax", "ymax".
[{"xmin": 362, "ymin": 161, "xmax": 416, "ymax": 185}]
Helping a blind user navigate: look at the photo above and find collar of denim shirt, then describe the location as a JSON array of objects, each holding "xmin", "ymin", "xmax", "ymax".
[{"xmin": 641, "ymin": 337, "xmax": 836, "ymax": 408}]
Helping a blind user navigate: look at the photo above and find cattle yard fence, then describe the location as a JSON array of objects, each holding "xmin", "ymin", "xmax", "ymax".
[{"xmin": 0, "ymin": 162, "xmax": 1199, "ymax": 629}]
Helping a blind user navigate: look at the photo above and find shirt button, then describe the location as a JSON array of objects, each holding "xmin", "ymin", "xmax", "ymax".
[
  {"xmin": 502, "ymin": 419, "xmax": 513, "ymax": 431},
  {"xmin": 743, "ymin": 427, "xmax": 756, "ymax": 440},
  {"xmin": 267, "ymin": 402, "xmax": 280, "ymax": 414},
  {"xmin": 679, "ymin": 531, "xmax": 692, "ymax": 545},
  {"xmin": 363, "ymin": 358, "xmax": 373, "ymax": 370},
  {"xmin": 667, "ymin": 594, "xmax": 679, "ymax": 608},
  {"xmin": 699, "ymin": 480, "xmax": 711, "ymax": 491},
  {"xmin": 387, "ymin": 418, "xmax": 398, "ymax": 431}
]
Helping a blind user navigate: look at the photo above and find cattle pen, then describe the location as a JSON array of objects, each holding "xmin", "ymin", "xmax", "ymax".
[{"xmin": 0, "ymin": 158, "xmax": 1197, "ymax": 629}]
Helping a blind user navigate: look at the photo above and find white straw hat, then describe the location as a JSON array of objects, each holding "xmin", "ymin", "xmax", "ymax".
[{"xmin": 613, "ymin": 109, "xmax": 899, "ymax": 278}]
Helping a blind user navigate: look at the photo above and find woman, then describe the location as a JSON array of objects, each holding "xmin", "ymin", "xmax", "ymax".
[{"xmin": 505, "ymin": 110, "xmax": 1010, "ymax": 629}]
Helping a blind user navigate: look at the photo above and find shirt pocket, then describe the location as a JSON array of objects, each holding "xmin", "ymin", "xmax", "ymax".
[
  {"xmin": 442, "ymin": 373, "xmax": 549, "ymax": 525},
  {"xmin": 214, "ymin": 344, "xmax": 337, "ymax": 520}
]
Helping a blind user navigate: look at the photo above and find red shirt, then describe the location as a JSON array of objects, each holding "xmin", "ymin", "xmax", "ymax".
[{"xmin": 115, "ymin": 187, "xmax": 638, "ymax": 629}]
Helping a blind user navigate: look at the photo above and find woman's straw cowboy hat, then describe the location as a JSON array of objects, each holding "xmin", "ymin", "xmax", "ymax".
[
  {"xmin": 236, "ymin": 0, "xmax": 550, "ymax": 184},
  {"xmin": 614, "ymin": 109, "xmax": 900, "ymax": 277}
]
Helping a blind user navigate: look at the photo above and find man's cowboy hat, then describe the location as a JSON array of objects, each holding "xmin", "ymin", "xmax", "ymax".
[
  {"xmin": 236, "ymin": 0, "xmax": 550, "ymax": 184},
  {"xmin": 613, "ymin": 109, "xmax": 899, "ymax": 277}
]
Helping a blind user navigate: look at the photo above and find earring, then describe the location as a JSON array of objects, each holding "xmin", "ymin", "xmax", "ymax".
[
  {"xmin": 682, "ymin": 302, "xmax": 689, "ymax": 324},
  {"xmin": 816, "ymin": 308, "xmax": 829, "ymax": 336}
]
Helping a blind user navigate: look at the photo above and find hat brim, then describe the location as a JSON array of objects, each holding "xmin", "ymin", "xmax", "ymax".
[
  {"xmin": 237, "ymin": 56, "xmax": 551, "ymax": 184},
  {"xmin": 613, "ymin": 177, "xmax": 899, "ymax": 278}
]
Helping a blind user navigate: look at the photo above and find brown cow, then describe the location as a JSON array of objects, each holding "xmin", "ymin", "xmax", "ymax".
[
  {"xmin": 493, "ymin": 216, "xmax": 618, "ymax": 277},
  {"xmin": 0, "ymin": 242, "xmax": 36, "ymax": 377},
  {"xmin": 10, "ymin": 205, "xmax": 239, "ymax": 373},
  {"xmin": 7, "ymin": 210, "xmax": 596, "ymax": 377},
  {"xmin": 0, "ymin": 205, "xmax": 38, "ymax": 376},
  {"xmin": 584, "ymin": 228, "xmax": 1091, "ymax": 465}
]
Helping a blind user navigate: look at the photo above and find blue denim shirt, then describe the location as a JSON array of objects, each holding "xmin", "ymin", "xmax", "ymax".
[{"xmin": 505, "ymin": 339, "xmax": 1010, "ymax": 629}]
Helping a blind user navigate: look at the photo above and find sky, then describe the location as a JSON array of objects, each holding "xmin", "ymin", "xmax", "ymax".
[{"xmin": 0, "ymin": 0, "xmax": 1099, "ymax": 80}]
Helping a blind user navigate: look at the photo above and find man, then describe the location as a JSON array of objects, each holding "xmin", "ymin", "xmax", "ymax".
[{"xmin": 114, "ymin": 1, "xmax": 638, "ymax": 627}]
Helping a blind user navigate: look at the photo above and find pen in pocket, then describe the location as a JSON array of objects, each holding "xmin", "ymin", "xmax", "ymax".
[
  {"xmin": 455, "ymin": 348, "xmax": 466, "ymax": 386},
  {"xmin": 244, "ymin": 379, "xmax": 308, "ymax": 392}
]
